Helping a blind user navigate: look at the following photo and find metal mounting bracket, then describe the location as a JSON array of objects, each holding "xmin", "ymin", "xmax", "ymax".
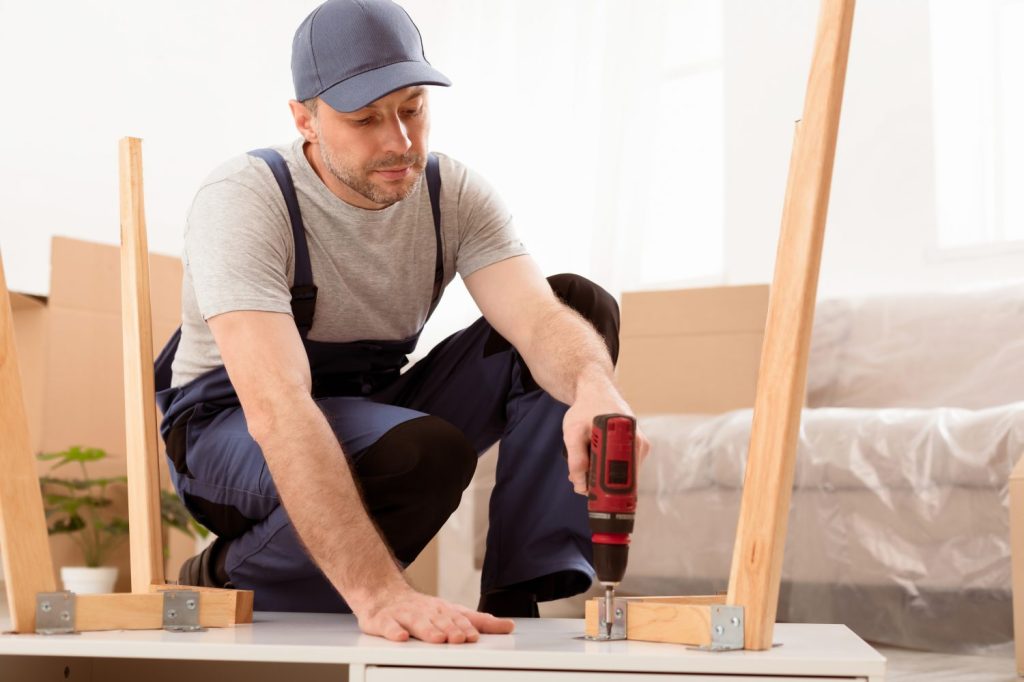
[
  {"xmin": 585, "ymin": 596, "xmax": 627, "ymax": 641},
  {"xmin": 163, "ymin": 590, "xmax": 203, "ymax": 632},
  {"xmin": 35, "ymin": 591, "xmax": 77, "ymax": 635},
  {"xmin": 691, "ymin": 605, "xmax": 745, "ymax": 652}
]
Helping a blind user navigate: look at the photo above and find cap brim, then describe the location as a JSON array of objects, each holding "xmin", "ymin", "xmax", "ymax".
[{"xmin": 319, "ymin": 61, "xmax": 451, "ymax": 113}]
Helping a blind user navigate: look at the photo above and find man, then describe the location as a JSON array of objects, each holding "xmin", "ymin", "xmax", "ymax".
[{"xmin": 156, "ymin": 0, "xmax": 649, "ymax": 645}]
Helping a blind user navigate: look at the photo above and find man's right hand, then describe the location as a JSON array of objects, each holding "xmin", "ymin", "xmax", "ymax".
[{"xmin": 351, "ymin": 584, "xmax": 515, "ymax": 643}]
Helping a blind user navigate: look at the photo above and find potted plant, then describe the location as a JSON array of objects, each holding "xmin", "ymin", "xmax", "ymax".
[{"xmin": 38, "ymin": 445, "xmax": 208, "ymax": 594}]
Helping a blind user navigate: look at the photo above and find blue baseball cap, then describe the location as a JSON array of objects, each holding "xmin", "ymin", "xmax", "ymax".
[{"xmin": 291, "ymin": 0, "xmax": 451, "ymax": 113}]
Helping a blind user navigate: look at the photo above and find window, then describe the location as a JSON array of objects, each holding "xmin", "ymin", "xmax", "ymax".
[
  {"xmin": 930, "ymin": 0, "xmax": 1024, "ymax": 248},
  {"xmin": 627, "ymin": 0, "xmax": 724, "ymax": 289}
]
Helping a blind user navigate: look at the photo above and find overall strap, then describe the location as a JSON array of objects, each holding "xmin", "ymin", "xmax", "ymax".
[
  {"xmin": 247, "ymin": 148, "xmax": 318, "ymax": 338},
  {"xmin": 248, "ymin": 148, "xmax": 445, "ymax": 336},
  {"xmin": 425, "ymin": 153, "xmax": 444, "ymax": 318}
]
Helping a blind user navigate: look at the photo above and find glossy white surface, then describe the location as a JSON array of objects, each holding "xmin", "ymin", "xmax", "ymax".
[{"xmin": 0, "ymin": 611, "xmax": 884, "ymax": 677}]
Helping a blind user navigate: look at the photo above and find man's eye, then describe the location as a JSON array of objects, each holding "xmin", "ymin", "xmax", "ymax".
[
  {"xmin": 354, "ymin": 117, "xmax": 373, "ymax": 126},
  {"xmin": 402, "ymin": 108, "xmax": 422, "ymax": 117}
]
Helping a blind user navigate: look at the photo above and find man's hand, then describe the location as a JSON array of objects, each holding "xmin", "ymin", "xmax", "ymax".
[
  {"xmin": 210, "ymin": 311, "xmax": 513, "ymax": 645},
  {"xmin": 563, "ymin": 372, "xmax": 651, "ymax": 495},
  {"xmin": 351, "ymin": 584, "xmax": 515, "ymax": 643}
]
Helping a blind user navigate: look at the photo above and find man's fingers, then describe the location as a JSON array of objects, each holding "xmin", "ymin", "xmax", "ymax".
[
  {"xmin": 356, "ymin": 595, "xmax": 512, "ymax": 644},
  {"xmin": 410, "ymin": 620, "xmax": 446, "ymax": 643},
  {"xmin": 453, "ymin": 613, "xmax": 480, "ymax": 642},
  {"xmin": 563, "ymin": 432, "xmax": 590, "ymax": 495},
  {"xmin": 431, "ymin": 613, "xmax": 467, "ymax": 644},
  {"xmin": 460, "ymin": 608, "xmax": 515, "ymax": 634},
  {"xmin": 379, "ymin": 618, "xmax": 410, "ymax": 642},
  {"xmin": 637, "ymin": 430, "xmax": 651, "ymax": 464}
]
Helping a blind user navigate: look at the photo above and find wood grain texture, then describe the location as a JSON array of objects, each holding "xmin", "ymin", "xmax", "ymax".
[
  {"xmin": 726, "ymin": 0, "xmax": 855, "ymax": 651},
  {"xmin": 1010, "ymin": 456, "xmax": 1024, "ymax": 675},
  {"xmin": 119, "ymin": 137, "xmax": 165, "ymax": 591},
  {"xmin": 0, "ymin": 253, "xmax": 58, "ymax": 633},
  {"xmin": 74, "ymin": 592, "xmax": 236, "ymax": 630},
  {"xmin": 584, "ymin": 595, "xmax": 726, "ymax": 645},
  {"xmin": 150, "ymin": 584, "xmax": 254, "ymax": 625}
]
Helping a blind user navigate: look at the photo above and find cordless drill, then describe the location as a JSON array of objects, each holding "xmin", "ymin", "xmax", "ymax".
[{"xmin": 588, "ymin": 414, "xmax": 638, "ymax": 639}]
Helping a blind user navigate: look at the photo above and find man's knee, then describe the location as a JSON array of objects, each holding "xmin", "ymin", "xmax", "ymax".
[
  {"xmin": 356, "ymin": 416, "xmax": 476, "ymax": 559},
  {"xmin": 547, "ymin": 273, "xmax": 620, "ymax": 364},
  {"xmin": 397, "ymin": 416, "xmax": 477, "ymax": 509}
]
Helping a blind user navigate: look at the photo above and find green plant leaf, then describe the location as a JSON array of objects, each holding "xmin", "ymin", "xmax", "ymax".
[
  {"xmin": 159, "ymin": 489, "xmax": 210, "ymax": 540},
  {"xmin": 43, "ymin": 494, "xmax": 112, "ymax": 513},
  {"xmin": 48, "ymin": 515, "xmax": 86, "ymax": 535},
  {"xmin": 96, "ymin": 517, "xmax": 130, "ymax": 536},
  {"xmin": 37, "ymin": 445, "xmax": 107, "ymax": 471}
]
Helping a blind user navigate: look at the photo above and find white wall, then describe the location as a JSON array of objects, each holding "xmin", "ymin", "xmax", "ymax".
[
  {"xmin": 0, "ymin": 0, "xmax": 323, "ymax": 294},
  {"xmin": 2, "ymin": 0, "xmax": 1021, "ymax": 327},
  {"xmin": 723, "ymin": 0, "xmax": 1024, "ymax": 298}
]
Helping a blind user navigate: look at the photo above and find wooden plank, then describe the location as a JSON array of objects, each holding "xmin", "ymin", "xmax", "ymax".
[
  {"xmin": 584, "ymin": 596, "xmax": 726, "ymax": 645},
  {"xmin": 1010, "ymin": 455, "xmax": 1024, "ymax": 675},
  {"xmin": 119, "ymin": 136, "xmax": 166, "ymax": 591},
  {"xmin": 726, "ymin": 0, "xmax": 855, "ymax": 651},
  {"xmin": 150, "ymin": 584, "xmax": 255, "ymax": 625},
  {"xmin": 73, "ymin": 592, "xmax": 236, "ymax": 631},
  {"xmin": 0, "ymin": 252, "xmax": 58, "ymax": 633}
]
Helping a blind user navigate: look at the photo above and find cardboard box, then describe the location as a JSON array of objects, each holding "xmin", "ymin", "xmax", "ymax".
[
  {"xmin": 9, "ymin": 236, "xmax": 187, "ymax": 592},
  {"xmin": 8, "ymin": 236, "xmax": 441, "ymax": 597},
  {"xmin": 616, "ymin": 284, "xmax": 771, "ymax": 414}
]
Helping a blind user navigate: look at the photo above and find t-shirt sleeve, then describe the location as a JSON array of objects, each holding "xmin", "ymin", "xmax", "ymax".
[
  {"xmin": 183, "ymin": 179, "xmax": 293, "ymax": 321},
  {"xmin": 454, "ymin": 165, "xmax": 528, "ymax": 278}
]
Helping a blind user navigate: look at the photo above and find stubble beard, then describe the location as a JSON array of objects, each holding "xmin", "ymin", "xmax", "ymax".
[{"xmin": 318, "ymin": 139, "xmax": 425, "ymax": 207}]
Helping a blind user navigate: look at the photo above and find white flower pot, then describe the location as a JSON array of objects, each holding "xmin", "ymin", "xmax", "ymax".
[{"xmin": 60, "ymin": 566, "xmax": 118, "ymax": 594}]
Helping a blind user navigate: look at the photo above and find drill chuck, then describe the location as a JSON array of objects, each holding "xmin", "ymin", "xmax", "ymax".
[{"xmin": 592, "ymin": 538, "xmax": 630, "ymax": 584}]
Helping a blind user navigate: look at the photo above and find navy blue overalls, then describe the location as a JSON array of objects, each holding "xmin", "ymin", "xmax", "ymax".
[{"xmin": 155, "ymin": 148, "xmax": 619, "ymax": 612}]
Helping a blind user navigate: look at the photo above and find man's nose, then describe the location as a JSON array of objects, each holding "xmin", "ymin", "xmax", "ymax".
[{"xmin": 379, "ymin": 114, "xmax": 412, "ymax": 156}]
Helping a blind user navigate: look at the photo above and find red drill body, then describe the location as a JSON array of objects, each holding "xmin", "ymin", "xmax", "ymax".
[{"xmin": 588, "ymin": 414, "xmax": 638, "ymax": 586}]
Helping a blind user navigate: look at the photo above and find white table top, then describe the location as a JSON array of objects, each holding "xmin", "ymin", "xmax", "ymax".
[{"xmin": 0, "ymin": 611, "xmax": 885, "ymax": 677}]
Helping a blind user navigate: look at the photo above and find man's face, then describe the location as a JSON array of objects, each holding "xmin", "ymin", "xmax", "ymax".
[{"xmin": 301, "ymin": 86, "xmax": 430, "ymax": 209}]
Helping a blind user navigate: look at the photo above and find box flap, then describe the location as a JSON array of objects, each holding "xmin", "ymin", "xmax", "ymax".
[
  {"xmin": 48, "ymin": 236, "xmax": 182, "ymax": 320},
  {"xmin": 621, "ymin": 284, "xmax": 770, "ymax": 338},
  {"xmin": 10, "ymin": 292, "xmax": 47, "ymax": 311}
]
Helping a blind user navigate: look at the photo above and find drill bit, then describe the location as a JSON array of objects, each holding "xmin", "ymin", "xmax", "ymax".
[{"xmin": 604, "ymin": 583, "xmax": 614, "ymax": 639}]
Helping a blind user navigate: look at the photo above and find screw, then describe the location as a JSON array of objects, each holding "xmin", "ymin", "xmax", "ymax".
[
  {"xmin": 60, "ymin": 611, "xmax": 71, "ymax": 622},
  {"xmin": 186, "ymin": 599, "xmax": 196, "ymax": 610},
  {"xmin": 167, "ymin": 609, "xmax": 177, "ymax": 620},
  {"xmin": 730, "ymin": 617, "xmax": 740, "ymax": 627},
  {"xmin": 41, "ymin": 601, "xmax": 52, "ymax": 612},
  {"xmin": 615, "ymin": 608, "xmax": 623, "ymax": 619},
  {"xmin": 714, "ymin": 625, "xmax": 725, "ymax": 636}
]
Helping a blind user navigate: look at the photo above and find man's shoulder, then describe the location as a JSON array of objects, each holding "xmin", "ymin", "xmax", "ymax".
[
  {"xmin": 431, "ymin": 151, "xmax": 492, "ymax": 198},
  {"xmin": 196, "ymin": 142, "xmax": 295, "ymax": 199}
]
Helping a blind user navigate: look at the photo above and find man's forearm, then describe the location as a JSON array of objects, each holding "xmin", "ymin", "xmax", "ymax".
[
  {"xmin": 520, "ymin": 302, "xmax": 616, "ymax": 404},
  {"xmin": 249, "ymin": 390, "xmax": 406, "ymax": 609}
]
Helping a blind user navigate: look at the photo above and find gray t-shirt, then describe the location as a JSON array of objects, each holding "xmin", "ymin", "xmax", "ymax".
[{"xmin": 171, "ymin": 138, "xmax": 527, "ymax": 387}]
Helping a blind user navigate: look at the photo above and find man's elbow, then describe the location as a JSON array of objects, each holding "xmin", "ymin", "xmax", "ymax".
[{"xmin": 241, "ymin": 382, "xmax": 312, "ymax": 446}]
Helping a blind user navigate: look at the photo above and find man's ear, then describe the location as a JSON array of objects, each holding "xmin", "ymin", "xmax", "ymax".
[{"xmin": 288, "ymin": 99, "xmax": 318, "ymax": 143}]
